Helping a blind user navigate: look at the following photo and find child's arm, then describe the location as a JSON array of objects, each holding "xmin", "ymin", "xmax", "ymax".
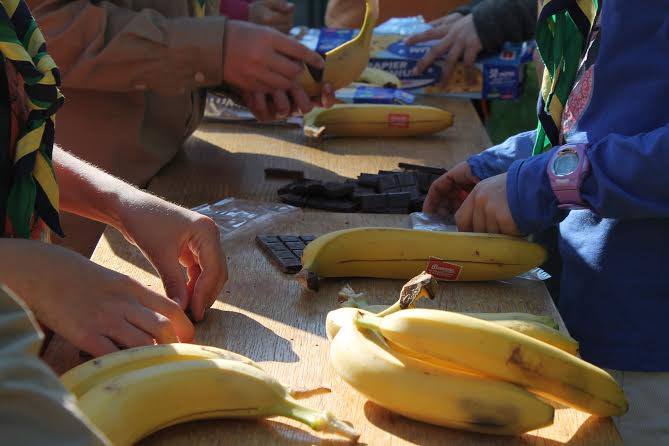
[
  {"xmin": 54, "ymin": 147, "xmax": 227, "ymax": 322},
  {"xmin": 467, "ymin": 129, "xmax": 536, "ymax": 180},
  {"xmin": 507, "ymin": 123, "xmax": 669, "ymax": 234}
]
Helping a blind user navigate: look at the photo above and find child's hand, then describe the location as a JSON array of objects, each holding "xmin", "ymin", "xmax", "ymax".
[
  {"xmin": 248, "ymin": 0, "xmax": 294, "ymax": 33},
  {"xmin": 116, "ymin": 194, "xmax": 227, "ymax": 322},
  {"xmin": 223, "ymin": 20, "xmax": 323, "ymax": 92},
  {"xmin": 423, "ymin": 161, "xmax": 480, "ymax": 217},
  {"xmin": 454, "ymin": 173, "xmax": 521, "ymax": 235},
  {"xmin": 1, "ymin": 240, "xmax": 194, "ymax": 357},
  {"xmin": 405, "ymin": 13, "xmax": 483, "ymax": 86}
]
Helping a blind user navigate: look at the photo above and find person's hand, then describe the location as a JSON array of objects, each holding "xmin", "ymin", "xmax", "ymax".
[
  {"xmin": 242, "ymin": 82, "xmax": 336, "ymax": 121},
  {"xmin": 427, "ymin": 12, "xmax": 464, "ymax": 29},
  {"xmin": 2, "ymin": 240, "xmax": 195, "ymax": 357},
  {"xmin": 248, "ymin": 0, "xmax": 294, "ymax": 33},
  {"xmin": 224, "ymin": 20, "xmax": 324, "ymax": 92},
  {"xmin": 423, "ymin": 161, "xmax": 480, "ymax": 216},
  {"xmin": 454, "ymin": 173, "xmax": 521, "ymax": 235},
  {"xmin": 117, "ymin": 193, "xmax": 227, "ymax": 322},
  {"xmin": 405, "ymin": 13, "xmax": 483, "ymax": 85}
]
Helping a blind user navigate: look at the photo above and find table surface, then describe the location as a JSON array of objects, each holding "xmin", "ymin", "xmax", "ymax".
[{"xmin": 43, "ymin": 98, "xmax": 622, "ymax": 445}]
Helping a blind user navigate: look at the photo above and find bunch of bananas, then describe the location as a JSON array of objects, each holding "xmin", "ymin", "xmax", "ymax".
[
  {"xmin": 327, "ymin": 275, "xmax": 627, "ymax": 435},
  {"xmin": 62, "ymin": 344, "xmax": 359, "ymax": 445}
]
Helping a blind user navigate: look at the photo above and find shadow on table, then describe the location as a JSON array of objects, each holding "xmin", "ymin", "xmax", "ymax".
[
  {"xmin": 363, "ymin": 402, "xmax": 616, "ymax": 445},
  {"xmin": 142, "ymin": 417, "xmax": 363, "ymax": 446},
  {"xmin": 194, "ymin": 308, "xmax": 300, "ymax": 364}
]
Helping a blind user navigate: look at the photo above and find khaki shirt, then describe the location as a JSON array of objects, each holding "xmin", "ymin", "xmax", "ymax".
[
  {"xmin": 28, "ymin": 0, "xmax": 226, "ymax": 186},
  {"xmin": 0, "ymin": 285, "xmax": 108, "ymax": 445}
]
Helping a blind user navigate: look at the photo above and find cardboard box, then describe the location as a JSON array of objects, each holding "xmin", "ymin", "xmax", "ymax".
[{"xmin": 296, "ymin": 25, "xmax": 535, "ymax": 100}]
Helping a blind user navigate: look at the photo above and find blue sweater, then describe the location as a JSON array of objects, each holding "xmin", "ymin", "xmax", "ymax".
[{"xmin": 468, "ymin": 0, "xmax": 669, "ymax": 371}]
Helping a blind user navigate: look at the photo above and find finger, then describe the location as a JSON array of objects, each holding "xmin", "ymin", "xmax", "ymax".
[
  {"xmin": 404, "ymin": 27, "xmax": 446, "ymax": 46},
  {"xmin": 257, "ymin": 68, "xmax": 294, "ymax": 91},
  {"xmin": 273, "ymin": 35, "xmax": 324, "ymax": 69},
  {"xmin": 184, "ymin": 221, "xmax": 227, "ymax": 321},
  {"xmin": 414, "ymin": 37, "xmax": 453, "ymax": 75},
  {"xmin": 252, "ymin": 91, "xmax": 270, "ymax": 121},
  {"xmin": 83, "ymin": 336, "xmax": 119, "ymax": 358},
  {"xmin": 138, "ymin": 289, "xmax": 195, "ymax": 342},
  {"xmin": 271, "ymin": 90, "xmax": 291, "ymax": 118},
  {"xmin": 472, "ymin": 196, "xmax": 487, "ymax": 233},
  {"xmin": 463, "ymin": 42, "xmax": 479, "ymax": 67},
  {"xmin": 153, "ymin": 257, "xmax": 188, "ymax": 310},
  {"xmin": 455, "ymin": 192, "xmax": 475, "ymax": 232},
  {"xmin": 423, "ymin": 173, "xmax": 455, "ymax": 214},
  {"xmin": 441, "ymin": 38, "xmax": 465, "ymax": 87},
  {"xmin": 319, "ymin": 83, "xmax": 336, "ymax": 108},
  {"xmin": 126, "ymin": 306, "xmax": 179, "ymax": 344},
  {"xmin": 485, "ymin": 205, "xmax": 501, "ymax": 234},
  {"xmin": 110, "ymin": 319, "xmax": 155, "ymax": 349},
  {"xmin": 290, "ymin": 84, "xmax": 312, "ymax": 114}
]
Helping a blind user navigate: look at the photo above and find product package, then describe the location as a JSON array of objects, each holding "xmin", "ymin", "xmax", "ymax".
[
  {"xmin": 192, "ymin": 198, "xmax": 302, "ymax": 243},
  {"xmin": 293, "ymin": 17, "xmax": 535, "ymax": 100},
  {"xmin": 335, "ymin": 85, "xmax": 416, "ymax": 104}
]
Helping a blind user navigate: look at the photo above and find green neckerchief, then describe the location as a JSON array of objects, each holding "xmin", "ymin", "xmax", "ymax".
[
  {"xmin": 533, "ymin": 0, "xmax": 599, "ymax": 155},
  {"xmin": 0, "ymin": 0, "xmax": 64, "ymax": 238}
]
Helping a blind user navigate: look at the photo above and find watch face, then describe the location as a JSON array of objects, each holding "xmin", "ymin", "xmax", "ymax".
[{"xmin": 553, "ymin": 150, "xmax": 580, "ymax": 176}]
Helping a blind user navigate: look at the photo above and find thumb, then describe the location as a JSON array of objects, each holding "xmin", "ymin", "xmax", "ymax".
[{"xmin": 155, "ymin": 258, "xmax": 189, "ymax": 310}]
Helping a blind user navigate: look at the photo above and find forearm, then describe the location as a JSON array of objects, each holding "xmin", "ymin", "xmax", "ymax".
[
  {"xmin": 53, "ymin": 147, "xmax": 146, "ymax": 233},
  {"xmin": 507, "ymin": 123, "xmax": 669, "ymax": 234}
]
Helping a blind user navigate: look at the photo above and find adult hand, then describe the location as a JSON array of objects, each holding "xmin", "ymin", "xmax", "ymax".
[
  {"xmin": 1, "ymin": 240, "xmax": 194, "ymax": 357},
  {"xmin": 423, "ymin": 161, "xmax": 480, "ymax": 217},
  {"xmin": 117, "ymin": 194, "xmax": 227, "ymax": 322},
  {"xmin": 249, "ymin": 0, "xmax": 295, "ymax": 33},
  {"xmin": 454, "ymin": 173, "xmax": 521, "ymax": 235},
  {"xmin": 224, "ymin": 20, "xmax": 324, "ymax": 92},
  {"xmin": 405, "ymin": 13, "xmax": 483, "ymax": 86},
  {"xmin": 242, "ymin": 82, "xmax": 336, "ymax": 121}
]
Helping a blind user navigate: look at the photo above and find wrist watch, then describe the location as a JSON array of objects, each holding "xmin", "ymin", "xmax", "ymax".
[{"xmin": 546, "ymin": 144, "xmax": 590, "ymax": 210}]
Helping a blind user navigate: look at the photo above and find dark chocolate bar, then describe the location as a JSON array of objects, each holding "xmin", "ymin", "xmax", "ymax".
[{"xmin": 256, "ymin": 234, "xmax": 316, "ymax": 274}]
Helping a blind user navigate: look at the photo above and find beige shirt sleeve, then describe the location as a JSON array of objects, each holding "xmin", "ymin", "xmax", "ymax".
[
  {"xmin": 0, "ymin": 285, "xmax": 109, "ymax": 446},
  {"xmin": 28, "ymin": 0, "xmax": 226, "ymax": 95}
]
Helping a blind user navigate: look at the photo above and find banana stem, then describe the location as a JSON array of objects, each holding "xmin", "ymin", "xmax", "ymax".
[
  {"xmin": 281, "ymin": 401, "xmax": 360, "ymax": 442},
  {"xmin": 354, "ymin": 313, "xmax": 383, "ymax": 332},
  {"xmin": 375, "ymin": 301, "xmax": 402, "ymax": 317}
]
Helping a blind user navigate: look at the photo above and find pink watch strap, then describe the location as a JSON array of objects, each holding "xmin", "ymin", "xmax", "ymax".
[{"xmin": 547, "ymin": 144, "xmax": 590, "ymax": 210}]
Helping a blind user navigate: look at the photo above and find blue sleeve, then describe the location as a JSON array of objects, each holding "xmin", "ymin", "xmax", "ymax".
[
  {"xmin": 467, "ymin": 130, "xmax": 536, "ymax": 180},
  {"xmin": 507, "ymin": 123, "xmax": 669, "ymax": 234}
]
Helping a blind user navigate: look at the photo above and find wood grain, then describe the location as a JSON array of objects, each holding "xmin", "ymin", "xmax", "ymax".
[{"xmin": 42, "ymin": 98, "xmax": 622, "ymax": 445}]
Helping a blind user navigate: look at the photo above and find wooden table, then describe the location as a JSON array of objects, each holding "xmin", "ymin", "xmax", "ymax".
[{"xmin": 44, "ymin": 98, "xmax": 622, "ymax": 445}]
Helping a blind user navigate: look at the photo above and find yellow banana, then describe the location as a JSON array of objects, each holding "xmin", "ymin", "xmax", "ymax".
[
  {"xmin": 77, "ymin": 358, "xmax": 359, "ymax": 446},
  {"xmin": 299, "ymin": 0, "xmax": 378, "ymax": 96},
  {"xmin": 491, "ymin": 319, "xmax": 579, "ymax": 356},
  {"xmin": 356, "ymin": 309, "xmax": 627, "ymax": 416},
  {"xmin": 61, "ymin": 343, "xmax": 261, "ymax": 399},
  {"xmin": 338, "ymin": 285, "xmax": 559, "ymax": 328},
  {"xmin": 330, "ymin": 324, "xmax": 554, "ymax": 435},
  {"xmin": 356, "ymin": 67, "xmax": 402, "ymax": 88},
  {"xmin": 326, "ymin": 307, "xmax": 573, "ymax": 353},
  {"xmin": 303, "ymin": 104, "xmax": 453, "ymax": 138},
  {"xmin": 302, "ymin": 227, "xmax": 546, "ymax": 281}
]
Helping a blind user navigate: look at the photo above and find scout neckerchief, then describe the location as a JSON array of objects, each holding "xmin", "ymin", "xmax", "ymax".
[
  {"xmin": 533, "ymin": 0, "xmax": 599, "ymax": 155},
  {"xmin": 193, "ymin": 0, "xmax": 206, "ymax": 17},
  {"xmin": 0, "ymin": 0, "xmax": 64, "ymax": 238}
]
